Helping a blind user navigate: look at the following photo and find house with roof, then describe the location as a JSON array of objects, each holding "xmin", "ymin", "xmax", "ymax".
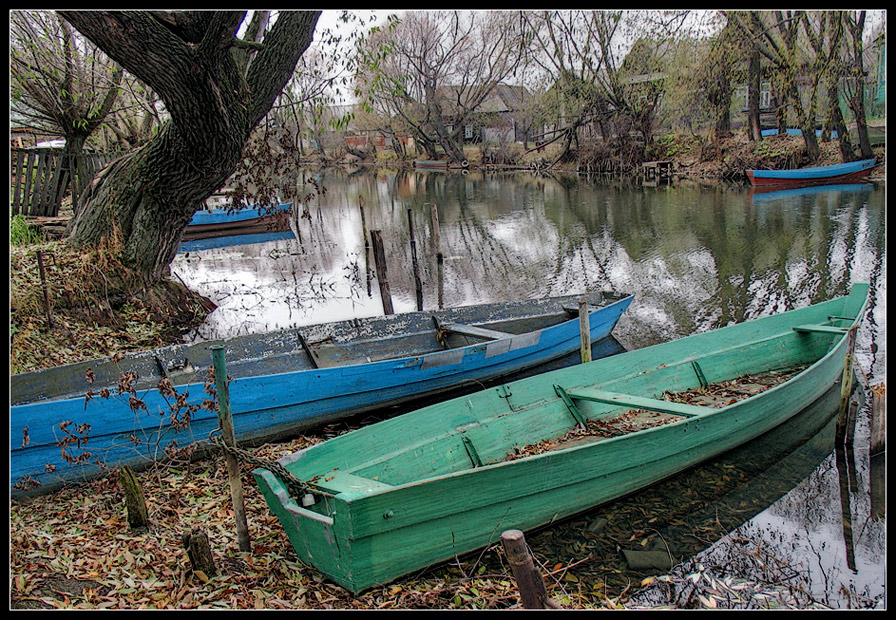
[{"xmin": 439, "ymin": 83, "xmax": 541, "ymax": 145}]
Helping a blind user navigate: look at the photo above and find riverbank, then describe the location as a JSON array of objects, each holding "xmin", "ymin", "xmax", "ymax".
[{"xmin": 361, "ymin": 130, "xmax": 886, "ymax": 185}]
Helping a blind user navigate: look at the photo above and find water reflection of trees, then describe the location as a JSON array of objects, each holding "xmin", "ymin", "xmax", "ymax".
[{"xmin": 174, "ymin": 169, "xmax": 884, "ymax": 375}]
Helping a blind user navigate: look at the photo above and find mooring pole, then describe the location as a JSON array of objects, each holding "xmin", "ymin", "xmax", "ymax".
[
  {"xmin": 358, "ymin": 196, "xmax": 371, "ymax": 295},
  {"xmin": 211, "ymin": 345, "xmax": 251, "ymax": 553},
  {"xmin": 407, "ymin": 209, "xmax": 423, "ymax": 311},
  {"xmin": 578, "ymin": 298, "xmax": 592, "ymax": 364},
  {"xmin": 835, "ymin": 325, "xmax": 858, "ymax": 445},
  {"xmin": 870, "ymin": 383, "xmax": 885, "ymax": 456},
  {"xmin": 370, "ymin": 230, "xmax": 394, "ymax": 315},
  {"xmin": 429, "ymin": 203, "xmax": 444, "ymax": 309}
]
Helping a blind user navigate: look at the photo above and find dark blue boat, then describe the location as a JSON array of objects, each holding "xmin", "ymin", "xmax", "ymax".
[{"xmin": 10, "ymin": 291, "xmax": 633, "ymax": 496}]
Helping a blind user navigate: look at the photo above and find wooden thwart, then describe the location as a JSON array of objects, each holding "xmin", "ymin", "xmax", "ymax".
[
  {"xmin": 793, "ymin": 323, "xmax": 849, "ymax": 335},
  {"xmin": 442, "ymin": 323, "xmax": 513, "ymax": 341},
  {"xmin": 556, "ymin": 385, "xmax": 712, "ymax": 418}
]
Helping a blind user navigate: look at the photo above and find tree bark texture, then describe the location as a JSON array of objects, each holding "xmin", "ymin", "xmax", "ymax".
[{"xmin": 58, "ymin": 10, "xmax": 320, "ymax": 281}]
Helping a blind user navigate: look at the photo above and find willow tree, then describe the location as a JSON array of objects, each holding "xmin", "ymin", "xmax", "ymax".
[{"xmin": 58, "ymin": 10, "xmax": 320, "ymax": 283}]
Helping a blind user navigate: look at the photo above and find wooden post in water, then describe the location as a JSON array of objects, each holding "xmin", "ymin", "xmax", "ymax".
[
  {"xmin": 211, "ymin": 345, "xmax": 251, "ymax": 553},
  {"xmin": 836, "ymin": 325, "xmax": 858, "ymax": 445},
  {"xmin": 870, "ymin": 383, "xmax": 885, "ymax": 456},
  {"xmin": 870, "ymin": 384, "xmax": 885, "ymax": 521},
  {"xmin": 501, "ymin": 529, "xmax": 558, "ymax": 609},
  {"xmin": 429, "ymin": 203, "xmax": 444, "ymax": 309},
  {"xmin": 358, "ymin": 196, "xmax": 371, "ymax": 295},
  {"xmin": 370, "ymin": 230, "xmax": 394, "ymax": 315},
  {"xmin": 578, "ymin": 299, "xmax": 591, "ymax": 364},
  {"xmin": 407, "ymin": 209, "xmax": 423, "ymax": 311}
]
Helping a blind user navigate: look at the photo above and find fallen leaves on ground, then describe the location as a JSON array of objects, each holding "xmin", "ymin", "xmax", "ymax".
[{"xmin": 9, "ymin": 434, "xmax": 605, "ymax": 610}]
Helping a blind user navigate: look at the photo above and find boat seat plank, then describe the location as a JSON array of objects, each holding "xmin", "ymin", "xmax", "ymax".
[
  {"xmin": 443, "ymin": 323, "xmax": 513, "ymax": 341},
  {"xmin": 562, "ymin": 304, "xmax": 597, "ymax": 316},
  {"xmin": 562, "ymin": 387, "xmax": 714, "ymax": 418},
  {"xmin": 793, "ymin": 323, "xmax": 849, "ymax": 335}
]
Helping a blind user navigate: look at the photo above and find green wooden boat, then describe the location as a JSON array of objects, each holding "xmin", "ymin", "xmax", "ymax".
[{"xmin": 254, "ymin": 283, "xmax": 869, "ymax": 593}]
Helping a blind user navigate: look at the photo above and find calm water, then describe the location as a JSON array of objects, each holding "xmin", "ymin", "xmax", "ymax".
[{"xmin": 172, "ymin": 168, "xmax": 885, "ymax": 607}]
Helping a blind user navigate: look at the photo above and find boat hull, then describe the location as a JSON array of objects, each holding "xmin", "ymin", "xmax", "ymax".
[
  {"xmin": 254, "ymin": 284, "xmax": 868, "ymax": 593},
  {"xmin": 10, "ymin": 292, "xmax": 632, "ymax": 496},
  {"xmin": 746, "ymin": 158, "xmax": 876, "ymax": 188}
]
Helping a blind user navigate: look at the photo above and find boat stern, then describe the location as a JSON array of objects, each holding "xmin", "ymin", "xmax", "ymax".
[{"xmin": 253, "ymin": 468, "xmax": 354, "ymax": 587}]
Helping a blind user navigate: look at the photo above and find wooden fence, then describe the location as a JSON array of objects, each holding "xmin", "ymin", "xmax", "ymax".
[{"xmin": 10, "ymin": 148, "xmax": 119, "ymax": 217}]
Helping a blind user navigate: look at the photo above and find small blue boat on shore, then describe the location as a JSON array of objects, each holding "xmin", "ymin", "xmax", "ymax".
[{"xmin": 10, "ymin": 291, "xmax": 633, "ymax": 496}]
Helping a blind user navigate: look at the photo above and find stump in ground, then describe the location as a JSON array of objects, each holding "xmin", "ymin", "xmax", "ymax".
[
  {"xmin": 501, "ymin": 529, "xmax": 559, "ymax": 609},
  {"xmin": 182, "ymin": 528, "xmax": 217, "ymax": 577},
  {"xmin": 117, "ymin": 465, "xmax": 149, "ymax": 530}
]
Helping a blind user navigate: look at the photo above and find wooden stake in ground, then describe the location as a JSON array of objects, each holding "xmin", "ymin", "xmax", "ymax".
[
  {"xmin": 501, "ymin": 529, "xmax": 559, "ymax": 609},
  {"xmin": 182, "ymin": 528, "xmax": 217, "ymax": 576},
  {"xmin": 36, "ymin": 250, "xmax": 54, "ymax": 328},
  {"xmin": 117, "ymin": 464, "xmax": 149, "ymax": 529},
  {"xmin": 211, "ymin": 345, "xmax": 251, "ymax": 553}
]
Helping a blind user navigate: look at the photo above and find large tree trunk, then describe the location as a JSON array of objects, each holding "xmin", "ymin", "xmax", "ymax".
[
  {"xmin": 59, "ymin": 10, "xmax": 320, "ymax": 282},
  {"xmin": 68, "ymin": 123, "xmax": 239, "ymax": 278}
]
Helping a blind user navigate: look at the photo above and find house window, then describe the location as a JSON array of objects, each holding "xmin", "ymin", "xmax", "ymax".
[
  {"xmin": 759, "ymin": 81, "xmax": 771, "ymax": 109},
  {"xmin": 464, "ymin": 125, "xmax": 474, "ymax": 140}
]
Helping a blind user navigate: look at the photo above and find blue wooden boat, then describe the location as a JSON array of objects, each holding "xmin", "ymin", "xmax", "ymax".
[
  {"xmin": 10, "ymin": 291, "xmax": 633, "ymax": 496},
  {"xmin": 183, "ymin": 202, "xmax": 292, "ymax": 241},
  {"xmin": 746, "ymin": 158, "xmax": 876, "ymax": 188},
  {"xmin": 178, "ymin": 230, "xmax": 296, "ymax": 253}
]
